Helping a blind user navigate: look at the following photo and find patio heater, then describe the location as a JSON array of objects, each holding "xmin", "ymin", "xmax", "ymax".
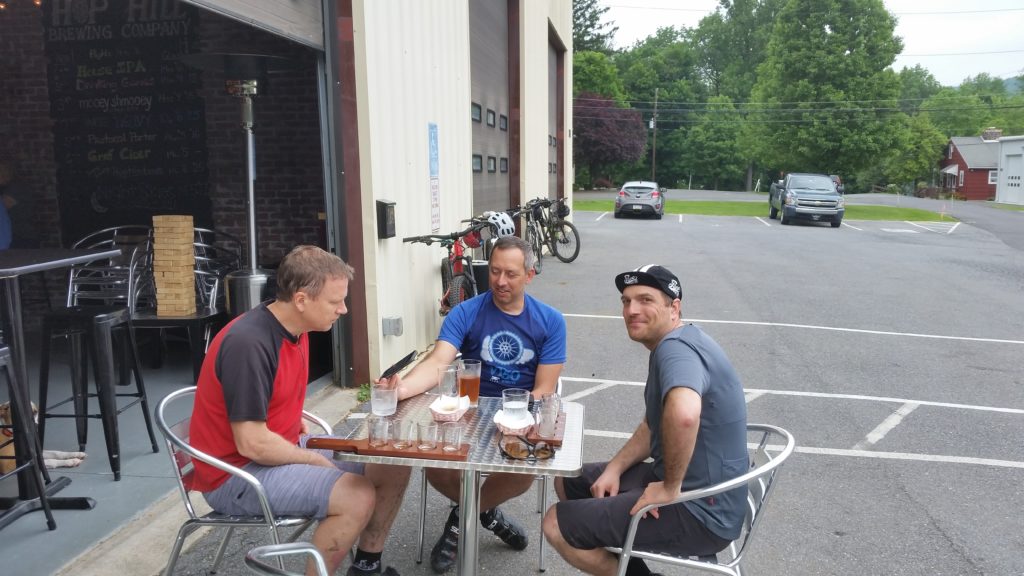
[{"xmin": 179, "ymin": 53, "xmax": 298, "ymax": 316}]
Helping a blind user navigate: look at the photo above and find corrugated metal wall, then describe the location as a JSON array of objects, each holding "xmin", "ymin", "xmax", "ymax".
[
  {"xmin": 470, "ymin": 0, "xmax": 511, "ymax": 213},
  {"xmin": 354, "ymin": 1, "xmax": 473, "ymax": 365}
]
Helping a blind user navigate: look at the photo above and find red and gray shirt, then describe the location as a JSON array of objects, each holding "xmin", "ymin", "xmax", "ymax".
[{"xmin": 189, "ymin": 303, "xmax": 308, "ymax": 493}]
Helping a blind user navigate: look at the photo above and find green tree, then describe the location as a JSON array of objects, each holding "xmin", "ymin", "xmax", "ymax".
[
  {"xmin": 897, "ymin": 65, "xmax": 941, "ymax": 112},
  {"xmin": 881, "ymin": 113, "xmax": 947, "ymax": 188},
  {"xmin": 573, "ymin": 0, "xmax": 618, "ymax": 54},
  {"xmin": 749, "ymin": 0, "xmax": 903, "ymax": 177},
  {"xmin": 573, "ymin": 51, "xmax": 626, "ymax": 102},
  {"xmin": 672, "ymin": 96, "xmax": 744, "ymax": 190},
  {"xmin": 920, "ymin": 88, "xmax": 989, "ymax": 137},
  {"xmin": 614, "ymin": 28, "xmax": 706, "ymax": 186},
  {"xmin": 692, "ymin": 0, "xmax": 785, "ymax": 101}
]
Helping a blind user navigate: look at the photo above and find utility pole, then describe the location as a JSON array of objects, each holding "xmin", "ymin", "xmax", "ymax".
[{"xmin": 650, "ymin": 87, "xmax": 658, "ymax": 182}]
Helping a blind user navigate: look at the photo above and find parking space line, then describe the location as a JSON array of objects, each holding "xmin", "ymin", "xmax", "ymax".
[
  {"xmin": 562, "ymin": 380, "xmax": 623, "ymax": 402},
  {"xmin": 563, "ymin": 314, "xmax": 1024, "ymax": 345},
  {"xmin": 580, "ymin": 429, "xmax": 1024, "ymax": 469},
  {"xmin": 948, "ymin": 222, "xmax": 961, "ymax": 234},
  {"xmin": 596, "ymin": 212, "xmax": 609, "ymax": 221},
  {"xmin": 793, "ymin": 446, "xmax": 1024, "ymax": 470},
  {"xmin": 754, "ymin": 216, "xmax": 770, "ymax": 227},
  {"xmin": 678, "ymin": 214, "xmax": 683, "ymax": 224},
  {"xmin": 584, "ymin": 429, "xmax": 632, "ymax": 440},
  {"xmin": 562, "ymin": 377, "xmax": 1024, "ymax": 415},
  {"xmin": 852, "ymin": 402, "xmax": 920, "ymax": 450},
  {"xmin": 841, "ymin": 221, "xmax": 862, "ymax": 231},
  {"xmin": 905, "ymin": 221, "xmax": 936, "ymax": 233},
  {"xmin": 745, "ymin": 390, "xmax": 767, "ymax": 403}
]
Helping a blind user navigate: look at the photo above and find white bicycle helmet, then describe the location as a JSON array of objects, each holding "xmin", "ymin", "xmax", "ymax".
[{"xmin": 484, "ymin": 211, "xmax": 516, "ymax": 238}]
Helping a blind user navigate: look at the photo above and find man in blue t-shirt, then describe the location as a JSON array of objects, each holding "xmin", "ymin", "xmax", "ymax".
[
  {"xmin": 386, "ymin": 235, "xmax": 566, "ymax": 573},
  {"xmin": 542, "ymin": 265, "xmax": 748, "ymax": 576}
]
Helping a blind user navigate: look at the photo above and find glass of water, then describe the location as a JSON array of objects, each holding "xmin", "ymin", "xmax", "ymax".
[{"xmin": 371, "ymin": 383, "xmax": 398, "ymax": 416}]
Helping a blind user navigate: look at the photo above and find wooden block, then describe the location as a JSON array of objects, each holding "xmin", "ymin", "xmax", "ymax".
[{"xmin": 153, "ymin": 215, "xmax": 193, "ymax": 224}]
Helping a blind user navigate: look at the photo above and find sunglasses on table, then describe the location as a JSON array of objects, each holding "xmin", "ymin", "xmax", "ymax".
[{"xmin": 499, "ymin": 436, "xmax": 554, "ymax": 462}]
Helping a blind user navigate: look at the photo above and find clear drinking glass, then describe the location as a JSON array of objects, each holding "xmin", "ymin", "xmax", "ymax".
[
  {"xmin": 391, "ymin": 417, "xmax": 416, "ymax": 450},
  {"xmin": 370, "ymin": 383, "xmax": 398, "ymax": 416},
  {"xmin": 501, "ymin": 388, "xmax": 530, "ymax": 422},
  {"xmin": 537, "ymin": 393, "xmax": 560, "ymax": 437},
  {"xmin": 441, "ymin": 422, "xmax": 464, "ymax": 453},
  {"xmin": 458, "ymin": 359, "xmax": 482, "ymax": 407},
  {"xmin": 366, "ymin": 415, "xmax": 391, "ymax": 448},
  {"xmin": 437, "ymin": 365, "xmax": 461, "ymax": 412},
  {"xmin": 417, "ymin": 421, "xmax": 439, "ymax": 450}
]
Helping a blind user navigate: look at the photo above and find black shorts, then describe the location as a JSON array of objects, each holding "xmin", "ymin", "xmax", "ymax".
[{"xmin": 556, "ymin": 461, "xmax": 730, "ymax": 555}]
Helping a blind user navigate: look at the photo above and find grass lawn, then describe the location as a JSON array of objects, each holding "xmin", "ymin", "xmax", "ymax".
[{"xmin": 572, "ymin": 199, "xmax": 955, "ymax": 221}]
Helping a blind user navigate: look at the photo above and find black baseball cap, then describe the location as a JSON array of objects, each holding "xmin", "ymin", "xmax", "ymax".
[{"xmin": 615, "ymin": 265, "xmax": 682, "ymax": 301}]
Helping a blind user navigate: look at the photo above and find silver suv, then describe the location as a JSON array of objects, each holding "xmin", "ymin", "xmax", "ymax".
[{"xmin": 614, "ymin": 181, "xmax": 665, "ymax": 219}]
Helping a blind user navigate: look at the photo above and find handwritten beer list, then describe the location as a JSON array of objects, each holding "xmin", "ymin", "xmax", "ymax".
[{"xmin": 44, "ymin": 0, "xmax": 208, "ymax": 239}]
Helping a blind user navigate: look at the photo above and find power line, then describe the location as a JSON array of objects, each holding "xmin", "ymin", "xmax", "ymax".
[{"xmin": 603, "ymin": 4, "xmax": 1024, "ymax": 16}]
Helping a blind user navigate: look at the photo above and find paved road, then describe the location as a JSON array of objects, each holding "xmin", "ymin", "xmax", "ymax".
[
  {"xmin": 578, "ymin": 188, "xmax": 1024, "ymax": 252},
  {"xmin": 172, "ymin": 207, "xmax": 1024, "ymax": 575}
]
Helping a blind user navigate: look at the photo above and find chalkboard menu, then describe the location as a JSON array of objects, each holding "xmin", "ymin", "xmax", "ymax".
[{"xmin": 43, "ymin": 0, "xmax": 210, "ymax": 243}]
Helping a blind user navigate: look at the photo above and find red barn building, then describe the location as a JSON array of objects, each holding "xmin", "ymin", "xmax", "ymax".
[{"xmin": 939, "ymin": 129, "xmax": 1001, "ymax": 200}]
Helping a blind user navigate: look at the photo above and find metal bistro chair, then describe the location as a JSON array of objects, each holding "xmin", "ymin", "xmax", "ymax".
[
  {"xmin": 156, "ymin": 386, "xmax": 333, "ymax": 575},
  {"xmin": 416, "ymin": 378, "xmax": 564, "ymax": 571},
  {"xmin": 608, "ymin": 423, "xmax": 796, "ymax": 576},
  {"xmin": 131, "ymin": 264, "xmax": 227, "ymax": 383},
  {"xmin": 37, "ymin": 235, "xmax": 158, "ymax": 480},
  {"xmin": 245, "ymin": 542, "xmax": 329, "ymax": 576}
]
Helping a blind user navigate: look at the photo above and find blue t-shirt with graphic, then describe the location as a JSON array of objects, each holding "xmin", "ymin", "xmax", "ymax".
[{"xmin": 438, "ymin": 291, "xmax": 566, "ymax": 397}]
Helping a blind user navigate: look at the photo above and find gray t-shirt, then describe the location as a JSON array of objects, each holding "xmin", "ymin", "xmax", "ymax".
[{"xmin": 645, "ymin": 323, "xmax": 748, "ymax": 540}]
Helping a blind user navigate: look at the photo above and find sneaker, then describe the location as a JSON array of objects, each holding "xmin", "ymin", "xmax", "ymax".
[
  {"xmin": 429, "ymin": 506, "xmax": 460, "ymax": 574},
  {"xmin": 346, "ymin": 564, "xmax": 400, "ymax": 576},
  {"xmin": 480, "ymin": 506, "xmax": 528, "ymax": 550}
]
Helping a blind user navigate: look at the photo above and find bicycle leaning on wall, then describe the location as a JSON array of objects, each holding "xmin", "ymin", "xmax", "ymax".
[
  {"xmin": 403, "ymin": 214, "xmax": 509, "ymax": 316},
  {"xmin": 517, "ymin": 196, "xmax": 580, "ymax": 274}
]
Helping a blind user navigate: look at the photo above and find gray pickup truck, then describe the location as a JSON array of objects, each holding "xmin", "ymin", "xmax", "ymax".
[{"xmin": 769, "ymin": 172, "xmax": 844, "ymax": 228}]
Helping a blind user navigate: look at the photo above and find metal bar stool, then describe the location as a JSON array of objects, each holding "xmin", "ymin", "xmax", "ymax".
[
  {"xmin": 36, "ymin": 305, "xmax": 158, "ymax": 480},
  {"xmin": 0, "ymin": 346, "xmax": 57, "ymax": 530}
]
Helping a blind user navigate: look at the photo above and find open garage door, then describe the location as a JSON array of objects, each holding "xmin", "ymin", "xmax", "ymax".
[{"xmin": 181, "ymin": 0, "xmax": 324, "ymax": 50}]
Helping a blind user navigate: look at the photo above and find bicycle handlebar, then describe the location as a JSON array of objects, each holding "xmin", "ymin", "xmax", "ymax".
[{"xmin": 403, "ymin": 220, "xmax": 491, "ymax": 245}]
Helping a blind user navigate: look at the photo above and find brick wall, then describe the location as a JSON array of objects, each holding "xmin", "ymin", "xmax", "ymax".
[
  {"xmin": 0, "ymin": 4, "xmax": 326, "ymax": 322},
  {"xmin": 198, "ymin": 12, "xmax": 325, "ymax": 267},
  {"xmin": 0, "ymin": 2, "xmax": 62, "ymax": 317}
]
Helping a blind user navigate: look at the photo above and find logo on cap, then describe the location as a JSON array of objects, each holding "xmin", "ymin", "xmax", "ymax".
[
  {"xmin": 667, "ymin": 279, "xmax": 680, "ymax": 297},
  {"xmin": 623, "ymin": 274, "xmax": 639, "ymax": 285}
]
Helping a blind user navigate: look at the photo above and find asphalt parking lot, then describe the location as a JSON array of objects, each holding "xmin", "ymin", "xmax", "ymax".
[
  {"xmin": 173, "ymin": 205, "xmax": 1024, "ymax": 575},
  {"xmin": 536, "ymin": 208, "xmax": 1024, "ymax": 575}
]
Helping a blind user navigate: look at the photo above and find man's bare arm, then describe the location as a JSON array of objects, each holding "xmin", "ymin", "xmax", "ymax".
[
  {"xmin": 590, "ymin": 419, "xmax": 652, "ymax": 498},
  {"xmin": 231, "ymin": 421, "xmax": 334, "ymax": 468},
  {"xmin": 389, "ymin": 341, "xmax": 459, "ymax": 400},
  {"xmin": 531, "ymin": 363, "xmax": 562, "ymax": 398},
  {"xmin": 659, "ymin": 386, "xmax": 701, "ymax": 492}
]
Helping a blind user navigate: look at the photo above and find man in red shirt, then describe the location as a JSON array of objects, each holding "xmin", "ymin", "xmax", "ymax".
[{"xmin": 191, "ymin": 245, "xmax": 409, "ymax": 576}]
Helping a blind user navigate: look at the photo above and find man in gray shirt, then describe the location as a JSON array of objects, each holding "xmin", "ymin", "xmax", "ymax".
[{"xmin": 543, "ymin": 264, "xmax": 748, "ymax": 575}]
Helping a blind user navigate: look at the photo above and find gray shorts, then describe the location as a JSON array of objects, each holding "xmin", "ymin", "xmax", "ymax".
[
  {"xmin": 202, "ymin": 436, "xmax": 365, "ymax": 520},
  {"xmin": 556, "ymin": 461, "xmax": 729, "ymax": 555}
]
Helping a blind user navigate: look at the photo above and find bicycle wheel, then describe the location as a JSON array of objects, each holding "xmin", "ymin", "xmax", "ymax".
[
  {"xmin": 440, "ymin": 258, "xmax": 452, "ymax": 293},
  {"xmin": 549, "ymin": 220, "xmax": 580, "ymax": 263},
  {"xmin": 527, "ymin": 223, "xmax": 543, "ymax": 274},
  {"xmin": 446, "ymin": 274, "xmax": 474, "ymax": 310}
]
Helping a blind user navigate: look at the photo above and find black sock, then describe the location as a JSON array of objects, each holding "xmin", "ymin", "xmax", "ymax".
[
  {"xmin": 351, "ymin": 549, "xmax": 382, "ymax": 572},
  {"xmin": 624, "ymin": 557, "xmax": 652, "ymax": 576}
]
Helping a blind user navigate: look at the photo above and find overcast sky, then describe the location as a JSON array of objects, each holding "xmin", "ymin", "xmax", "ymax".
[{"xmin": 601, "ymin": 0, "xmax": 1024, "ymax": 87}]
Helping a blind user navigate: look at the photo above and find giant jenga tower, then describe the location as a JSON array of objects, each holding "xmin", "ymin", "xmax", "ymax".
[{"xmin": 152, "ymin": 215, "xmax": 196, "ymax": 317}]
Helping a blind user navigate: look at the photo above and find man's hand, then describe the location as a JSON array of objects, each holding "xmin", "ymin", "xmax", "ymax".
[
  {"xmin": 629, "ymin": 481, "xmax": 679, "ymax": 519},
  {"xmin": 590, "ymin": 468, "xmax": 621, "ymax": 498},
  {"xmin": 300, "ymin": 418, "xmax": 310, "ymax": 436}
]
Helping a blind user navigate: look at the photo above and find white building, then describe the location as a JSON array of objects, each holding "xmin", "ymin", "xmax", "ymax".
[{"xmin": 995, "ymin": 135, "xmax": 1024, "ymax": 206}]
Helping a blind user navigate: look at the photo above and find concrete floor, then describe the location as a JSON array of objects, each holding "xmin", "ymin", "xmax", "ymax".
[{"xmin": 0, "ymin": 332, "xmax": 342, "ymax": 576}]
